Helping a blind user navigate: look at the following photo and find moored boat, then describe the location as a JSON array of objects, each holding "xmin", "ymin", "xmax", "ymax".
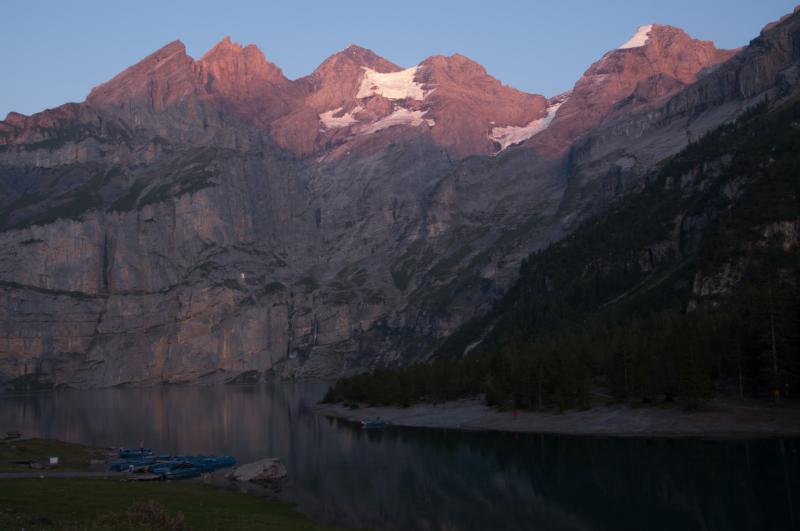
[
  {"xmin": 118, "ymin": 448, "xmax": 153, "ymax": 458},
  {"xmin": 153, "ymin": 461, "xmax": 202, "ymax": 479},
  {"xmin": 110, "ymin": 457, "xmax": 155, "ymax": 472},
  {"xmin": 187, "ymin": 455, "xmax": 237, "ymax": 472},
  {"xmin": 361, "ymin": 418, "xmax": 387, "ymax": 429}
]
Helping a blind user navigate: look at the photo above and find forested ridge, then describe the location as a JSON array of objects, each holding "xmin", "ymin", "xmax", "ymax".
[{"xmin": 324, "ymin": 97, "xmax": 800, "ymax": 410}]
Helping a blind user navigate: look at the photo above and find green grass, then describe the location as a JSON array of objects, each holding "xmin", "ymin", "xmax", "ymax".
[
  {"xmin": 0, "ymin": 438, "xmax": 106, "ymax": 472},
  {"xmin": 0, "ymin": 478, "xmax": 361, "ymax": 530}
]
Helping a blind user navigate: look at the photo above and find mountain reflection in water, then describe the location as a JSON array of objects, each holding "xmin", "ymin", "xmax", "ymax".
[{"xmin": 1, "ymin": 383, "xmax": 797, "ymax": 531}]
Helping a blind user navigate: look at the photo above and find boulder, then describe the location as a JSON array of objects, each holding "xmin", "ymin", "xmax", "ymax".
[{"xmin": 226, "ymin": 458, "xmax": 287, "ymax": 486}]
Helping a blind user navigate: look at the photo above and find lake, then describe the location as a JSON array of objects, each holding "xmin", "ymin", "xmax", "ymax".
[{"xmin": 1, "ymin": 383, "xmax": 797, "ymax": 530}]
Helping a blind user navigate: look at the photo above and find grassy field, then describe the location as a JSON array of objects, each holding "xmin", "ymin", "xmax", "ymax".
[
  {"xmin": 0, "ymin": 439, "xmax": 362, "ymax": 530},
  {"xmin": 0, "ymin": 437, "xmax": 108, "ymax": 472},
  {"xmin": 0, "ymin": 478, "xmax": 358, "ymax": 530}
]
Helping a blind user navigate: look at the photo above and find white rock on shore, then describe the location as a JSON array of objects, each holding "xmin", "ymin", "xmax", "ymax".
[{"xmin": 227, "ymin": 458, "xmax": 288, "ymax": 485}]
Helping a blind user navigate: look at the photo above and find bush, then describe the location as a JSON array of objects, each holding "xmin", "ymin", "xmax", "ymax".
[{"xmin": 92, "ymin": 500, "xmax": 187, "ymax": 531}]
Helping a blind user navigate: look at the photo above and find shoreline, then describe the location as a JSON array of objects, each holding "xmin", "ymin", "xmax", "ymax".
[
  {"xmin": 0, "ymin": 438, "xmax": 357, "ymax": 530},
  {"xmin": 316, "ymin": 397, "xmax": 800, "ymax": 439}
]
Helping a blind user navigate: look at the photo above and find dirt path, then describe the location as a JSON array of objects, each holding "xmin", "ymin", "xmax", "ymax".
[
  {"xmin": 317, "ymin": 397, "xmax": 800, "ymax": 438},
  {"xmin": 0, "ymin": 471, "xmax": 131, "ymax": 479}
]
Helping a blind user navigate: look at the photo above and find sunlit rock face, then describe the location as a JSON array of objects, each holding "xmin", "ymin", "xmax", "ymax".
[
  {"xmin": 523, "ymin": 24, "xmax": 737, "ymax": 157},
  {"xmin": 0, "ymin": 9, "xmax": 798, "ymax": 387}
]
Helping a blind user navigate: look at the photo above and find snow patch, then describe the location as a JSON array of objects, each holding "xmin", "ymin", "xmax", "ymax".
[
  {"xmin": 619, "ymin": 25, "xmax": 653, "ymax": 49},
  {"xmin": 319, "ymin": 106, "xmax": 361, "ymax": 130},
  {"xmin": 490, "ymin": 99, "xmax": 565, "ymax": 152},
  {"xmin": 360, "ymin": 107, "xmax": 435, "ymax": 135},
  {"xmin": 357, "ymin": 67, "xmax": 427, "ymax": 101}
]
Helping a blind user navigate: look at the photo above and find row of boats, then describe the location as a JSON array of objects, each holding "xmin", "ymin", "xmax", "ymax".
[{"xmin": 111, "ymin": 448, "xmax": 236, "ymax": 479}]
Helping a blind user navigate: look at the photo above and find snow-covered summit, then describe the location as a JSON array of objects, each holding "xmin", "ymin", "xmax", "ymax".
[
  {"xmin": 619, "ymin": 25, "xmax": 654, "ymax": 49},
  {"xmin": 357, "ymin": 66, "xmax": 427, "ymax": 100}
]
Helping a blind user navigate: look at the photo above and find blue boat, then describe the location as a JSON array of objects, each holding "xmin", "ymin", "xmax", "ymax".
[
  {"xmin": 151, "ymin": 461, "xmax": 202, "ymax": 479},
  {"xmin": 110, "ymin": 457, "xmax": 155, "ymax": 472},
  {"xmin": 184, "ymin": 455, "xmax": 237, "ymax": 472},
  {"xmin": 361, "ymin": 418, "xmax": 387, "ymax": 429},
  {"xmin": 150, "ymin": 462, "xmax": 178, "ymax": 475},
  {"xmin": 166, "ymin": 467, "xmax": 201, "ymax": 479},
  {"xmin": 118, "ymin": 448, "xmax": 153, "ymax": 459},
  {"xmin": 211, "ymin": 455, "xmax": 236, "ymax": 468},
  {"xmin": 187, "ymin": 458, "xmax": 217, "ymax": 473}
]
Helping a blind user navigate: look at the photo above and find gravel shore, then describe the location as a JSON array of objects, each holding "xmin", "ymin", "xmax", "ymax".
[{"xmin": 317, "ymin": 397, "xmax": 800, "ymax": 438}]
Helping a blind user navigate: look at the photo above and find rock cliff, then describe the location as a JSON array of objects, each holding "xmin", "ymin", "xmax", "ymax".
[{"xmin": 1, "ymin": 9, "xmax": 797, "ymax": 387}]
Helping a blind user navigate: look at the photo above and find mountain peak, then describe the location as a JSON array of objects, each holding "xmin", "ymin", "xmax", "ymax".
[
  {"xmin": 202, "ymin": 35, "xmax": 239, "ymax": 55},
  {"xmin": 342, "ymin": 44, "xmax": 372, "ymax": 54},
  {"xmin": 200, "ymin": 36, "xmax": 264, "ymax": 60},
  {"xmin": 526, "ymin": 23, "xmax": 736, "ymax": 156},
  {"xmin": 153, "ymin": 39, "xmax": 187, "ymax": 57},
  {"xmin": 198, "ymin": 36, "xmax": 288, "ymax": 88},
  {"xmin": 86, "ymin": 39, "xmax": 194, "ymax": 107},
  {"xmin": 761, "ymin": 5, "xmax": 800, "ymax": 34},
  {"xmin": 314, "ymin": 45, "xmax": 399, "ymax": 75},
  {"xmin": 298, "ymin": 45, "xmax": 400, "ymax": 110},
  {"xmin": 615, "ymin": 24, "xmax": 727, "ymax": 54},
  {"xmin": 418, "ymin": 54, "xmax": 491, "ymax": 87},
  {"xmin": 617, "ymin": 24, "xmax": 702, "ymax": 50},
  {"xmin": 117, "ymin": 39, "xmax": 188, "ymax": 69},
  {"xmin": 618, "ymin": 24, "xmax": 656, "ymax": 49}
]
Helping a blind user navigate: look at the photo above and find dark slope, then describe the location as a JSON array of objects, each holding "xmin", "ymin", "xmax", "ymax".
[{"xmin": 325, "ymin": 96, "xmax": 800, "ymax": 408}]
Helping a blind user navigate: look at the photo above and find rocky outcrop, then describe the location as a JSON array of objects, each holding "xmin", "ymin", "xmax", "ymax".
[{"xmin": 419, "ymin": 54, "xmax": 547, "ymax": 157}]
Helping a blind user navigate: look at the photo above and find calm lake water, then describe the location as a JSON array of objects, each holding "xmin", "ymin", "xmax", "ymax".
[{"xmin": 1, "ymin": 383, "xmax": 797, "ymax": 531}]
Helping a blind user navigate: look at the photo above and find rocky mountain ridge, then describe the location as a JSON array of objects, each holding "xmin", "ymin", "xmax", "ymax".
[{"xmin": 0, "ymin": 9, "xmax": 798, "ymax": 388}]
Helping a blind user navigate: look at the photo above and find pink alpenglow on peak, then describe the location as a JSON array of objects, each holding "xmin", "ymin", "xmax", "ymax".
[
  {"xmin": 522, "ymin": 24, "xmax": 737, "ymax": 156},
  {"xmin": 57, "ymin": 24, "xmax": 739, "ymax": 160}
]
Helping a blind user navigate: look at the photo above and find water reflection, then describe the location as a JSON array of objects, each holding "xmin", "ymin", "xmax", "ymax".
[{"xmin": 1, "ymin": 384, "xmax": 797, "ymax": 531}]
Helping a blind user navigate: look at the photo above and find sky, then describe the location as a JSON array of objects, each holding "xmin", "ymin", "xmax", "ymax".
[{"xmin": 2, "ymin": 0, "xmax": 798, "ymax": 118}]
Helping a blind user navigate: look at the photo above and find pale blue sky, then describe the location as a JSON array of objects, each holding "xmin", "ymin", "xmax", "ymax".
[{"xmin": 3, "ymin": 0, "xmax": 797, "ymax": 118}]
